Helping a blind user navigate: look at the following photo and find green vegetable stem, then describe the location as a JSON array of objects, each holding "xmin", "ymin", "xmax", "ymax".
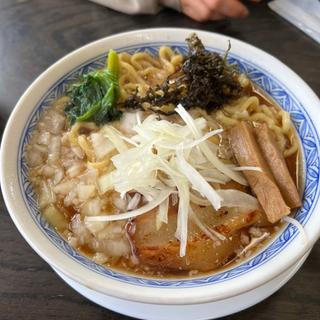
[{"xmin": 64, "ymin": 49, "xmax": 122, "ymax": 125}]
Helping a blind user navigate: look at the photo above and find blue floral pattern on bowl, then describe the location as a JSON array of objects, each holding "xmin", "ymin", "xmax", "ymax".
[{"xmin": 18, "ymin": 43, "xmax": 320, "ymax": 288}]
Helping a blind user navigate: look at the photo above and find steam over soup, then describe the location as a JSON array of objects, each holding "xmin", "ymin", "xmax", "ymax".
[{"xmin": 26, "ymin": 34, "xmax": 302, "ymax": 277}]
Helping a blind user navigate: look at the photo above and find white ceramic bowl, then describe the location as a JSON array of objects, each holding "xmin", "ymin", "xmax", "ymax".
[
  {"xmin": 53, "ymin": 250, "xmax": 311, "ymax": 320},
  {"xmin": 1, "ymin": 28, "xmax": 320, "ymax": 319}
]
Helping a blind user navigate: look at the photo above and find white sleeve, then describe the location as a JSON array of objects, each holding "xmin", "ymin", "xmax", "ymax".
[{"xmin": 89, "ymin": 0, "xmax": 181, "ymax": 14}]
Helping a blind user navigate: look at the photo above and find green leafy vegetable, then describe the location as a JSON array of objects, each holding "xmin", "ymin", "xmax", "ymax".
[{"xmin": 65, "ymin": 49, "xmax": 122, "ymax": 125}]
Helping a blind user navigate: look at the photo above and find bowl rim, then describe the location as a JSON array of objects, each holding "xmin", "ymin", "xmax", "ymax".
[{"xmin": 1, "ymin": 28, "xmax": 320, "ymax": 305}]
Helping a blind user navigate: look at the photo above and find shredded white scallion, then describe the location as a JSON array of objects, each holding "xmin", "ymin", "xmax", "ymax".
[
  {"xmin": 116, "ymin": 133, "xmax": 139, "ymax": 147},
  {"xmin": 176, "ymin": 147, "xmax": 222, "ymax": 210},
  {"xmin": 126, "ymin": 193, "xmax": 141, "ymax": 211},
  {"xmin": 282, "ymin": 216, "xmax": 308, "ymax": 245},
  {"xmin": 174, "ymin": 177, "xmax": 190, "ymax": 257},
  {"xmin": 87, "ymin": 104, "xmax": 261, "ymax": 257},
  {"xmin": 156, "ymin": 129, "xmax": 223, "ymax": 150},
  {"xmin": 102, "ymin": 126, "xmax": 128, "ymax": 153},
  {"xmin": 175, "ymin": 104, "xmax": 248, "ymax": 186},
  {"xmin": 190, "ymin": 192, "xmax": 211, "ymax": 206},
  {"xmin": 238, "ymin": 232, "xmax": 270, "ymax": 257}
]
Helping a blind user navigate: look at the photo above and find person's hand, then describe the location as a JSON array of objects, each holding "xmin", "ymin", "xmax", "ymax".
[{"xmin": 180, "ymin": 0, "xmax": 259, "ymax": 21}]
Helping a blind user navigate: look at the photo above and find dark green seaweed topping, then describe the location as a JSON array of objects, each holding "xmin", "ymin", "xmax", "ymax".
[
  {"xmin": 65, "ymin": 49, "xmax": 122, "ymax": 125},
  {"xmin": 123, "ymin": 33, "xmax": 243, "ymax": 114}
]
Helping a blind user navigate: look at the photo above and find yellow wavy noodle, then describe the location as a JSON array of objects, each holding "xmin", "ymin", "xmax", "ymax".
[
  {"xmin": 118, "ymin": 47, "xmax": 183, "ymax": 101},
  {"xmin": 261, "ymin": 104, "xmax": 276, "ymax": 119},
  {"xmin": 237, "ymin": 74, "xmax": 251, "ymax": 88},
  {"xmin": 68, "ymin": 123, "xmax": 119, "ymax": 172},
  {"xmin": 77, "ymin": 135, "xmax": 95, "ymax": 162},
  {"xmin": 68, "ymin": 122, "xmax": 98, "ymax": 146},
  {"xmin": 190, "ymin": 108, "xmax": 220, "ymax": 130},
  {"xmin": 216, "ymin": 110, "xmax": 238, "ymax": 127},
  {"xmin": 88, "ymin": 158, "xmax": 110, "ymax": 169},
  {"xmin": 215, "ymin": 96, "xmax": 297, "ymax": 157},
  {"xmin": 130, "ymin": 52, "xmax": 162, "ymax": 70}
]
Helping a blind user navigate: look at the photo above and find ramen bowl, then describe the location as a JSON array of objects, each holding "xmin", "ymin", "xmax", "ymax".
[{"xmin": 1, "ymin": 28, "xmax": 320, "ymax": 320}]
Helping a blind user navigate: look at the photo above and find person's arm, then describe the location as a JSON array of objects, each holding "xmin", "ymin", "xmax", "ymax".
[{"xmin": 89, "ymin": 0, "xmax": 180, "ymax": 15}]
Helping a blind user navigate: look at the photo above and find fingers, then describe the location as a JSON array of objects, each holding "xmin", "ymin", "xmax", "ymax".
[
  {"xmin": 180, "ymin": 0, "xmax": 250, "ymax": 21},
  {"xmin": 181, "ymin": 0, "xmax": 225, "ymax": 21},
  {"xmin": 210, "ymin": 12, "xmax": 226, "ymax": 20},
  {"xmin": 203, "ymin": 0, "xmax": 249, "ymax": 18}
]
